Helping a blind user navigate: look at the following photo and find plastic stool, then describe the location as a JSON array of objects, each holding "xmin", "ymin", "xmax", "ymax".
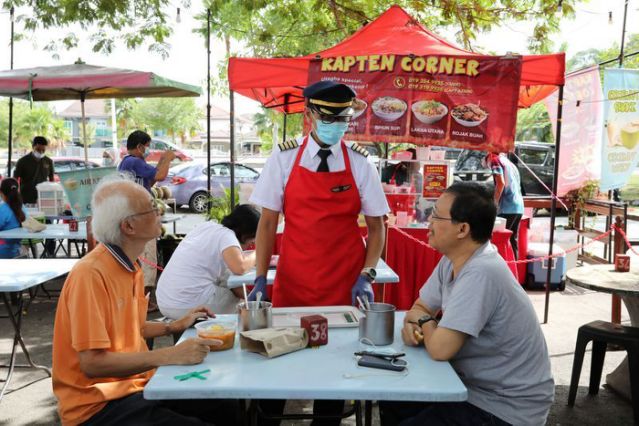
[{"xmin": 568, "ymin": 320, "xmax": 639, "ymax": 424}]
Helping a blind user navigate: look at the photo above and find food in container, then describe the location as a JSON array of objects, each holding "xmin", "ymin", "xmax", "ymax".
[
  {"xmin": 351, "ymin": 98, "xmax": 368, "ymax": 119},
  {"xmin": 195, "ymin": 320, "xmax": 237, "ymax": 351},
  {"xmin": 411, "ymin": 100, "xmax": 448, "ymax": 124},
  {"xmin": 372, "ymin": 96, "xmax": 407, "ymax": 121},
  {"xmin": 451, "ymin": 103, "xmax": 488, "ymax": 127}
]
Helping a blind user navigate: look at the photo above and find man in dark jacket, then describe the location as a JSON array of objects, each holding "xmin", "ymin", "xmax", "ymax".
[{"xmin": 13, "ymin": 136, "xmax": 55, "ymax": 204}]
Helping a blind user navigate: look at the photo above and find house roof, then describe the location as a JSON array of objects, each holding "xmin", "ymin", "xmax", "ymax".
[{"xmin": 59, "ymin": 99, "xmax": 110, "ymax": 119}]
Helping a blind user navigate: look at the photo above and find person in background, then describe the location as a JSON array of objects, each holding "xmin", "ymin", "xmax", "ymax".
[
  {"xmin": 118, "ymin": 130, "xmax": 175, "ymax": 312},
  {"xmin": 486, "ymin": 151, "xmax": 524, "ymax": 259},
  {"xmin": 52, "ymin": 176, "xmax": 239, "ymax": 425},
  {"xmin": 379, "ymin": 182, "xmax": 553, "ymax": 426},
  {"xmin": 157, "ymin": 204, "xmax": 260, "ymax": 318},
  {"xmin": 13, "ymin": 136, "xmax": 55, "ymax": 255},
  {"xmin": 0, "ymin": 178, "xmax": 27, "ymax": 259},
  {"xmin": 13, "ymin": 136, "xmax": 54, "ymax": 204}
]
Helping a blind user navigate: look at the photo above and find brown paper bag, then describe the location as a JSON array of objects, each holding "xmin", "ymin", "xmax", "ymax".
[{"xmin": 240, "ymin": 327, "xmax": 309, "ymax": 358}]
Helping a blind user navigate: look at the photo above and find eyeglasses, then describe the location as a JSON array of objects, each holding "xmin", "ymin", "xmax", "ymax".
[
  {"xmin": 313, "ymin": 111, "xmax": 352, "ymax": 124},
  {"xmin": 126, "ymin": 206, "xmax": 160, "ymax": 220},
  {"xmin": 429, "ymin": 211, "xmax": 454, "ymax": 222}
]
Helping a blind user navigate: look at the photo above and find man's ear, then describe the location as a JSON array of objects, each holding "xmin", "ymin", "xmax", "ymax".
[
  {"xmin": 120, "ymin": 219, "xmax": 135, "ymax": 237},
  {"xmin": 456, "ymin": 222, "xmax": 471, "ymax": 240}
]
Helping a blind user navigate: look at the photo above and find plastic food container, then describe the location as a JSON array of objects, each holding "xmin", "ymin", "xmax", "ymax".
[{"xmin": 194, "ymin": 320, "xmax": 237, "ymax": 351}]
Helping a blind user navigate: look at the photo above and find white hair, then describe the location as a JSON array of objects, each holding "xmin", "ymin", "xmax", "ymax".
[{"xmin": 90, "ymin": 174, "xmax": 139, "ymax": 246}]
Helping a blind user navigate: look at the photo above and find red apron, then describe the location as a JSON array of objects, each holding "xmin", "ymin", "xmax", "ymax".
[{"xmin": 272, "ymin": 137, "xmax": 365, "ymax": 307}]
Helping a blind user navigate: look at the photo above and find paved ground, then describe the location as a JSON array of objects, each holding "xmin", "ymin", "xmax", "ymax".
[{"xmin": 1, "ymin": 210, "xmax": 636, "ymax": 424}]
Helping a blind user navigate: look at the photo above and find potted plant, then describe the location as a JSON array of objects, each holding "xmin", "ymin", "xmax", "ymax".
[
  {"xmin": 205, "ymin": 187, "xmax": 240, "ymax": 223},
  {"xmin": 565, "ymin": 179, "xmax": 599, "ymax": 229}
]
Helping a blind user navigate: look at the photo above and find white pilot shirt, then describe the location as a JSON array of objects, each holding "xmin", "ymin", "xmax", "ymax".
[{"xmin": 250, "ymin": 134, "xmax": 390, "ymax": 216}]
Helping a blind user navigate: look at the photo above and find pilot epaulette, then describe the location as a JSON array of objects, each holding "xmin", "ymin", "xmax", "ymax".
[
  {"xmin": 278, "ymin": 139, "xmax": 299, "ymax": 152},
  {"xmin": 350, "ymin": 143, "xmax": 369, "ymax": 157}
]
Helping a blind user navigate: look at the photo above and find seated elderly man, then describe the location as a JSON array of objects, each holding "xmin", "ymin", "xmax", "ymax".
[
  {"xmin": 379, "ymin": 182, "xmax": 554, "ymax": 426},
  {"xmin": 52, "ymin": 176, "xmax": 238, "ymax": 425}
]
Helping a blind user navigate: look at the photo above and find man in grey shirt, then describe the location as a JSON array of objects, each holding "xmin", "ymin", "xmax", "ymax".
[{"xmin": 380, "ymin": 182, "xmax": 554, "ymax": 426}]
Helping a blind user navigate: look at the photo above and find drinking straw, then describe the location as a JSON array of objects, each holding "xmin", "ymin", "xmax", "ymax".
[
  {"xmin": 356, "ymin": 296, "xmax": 366, "ymax": 311},
  {"xmin": 242, "ymin": 283, "xmax": 249, "ymax": 302}
]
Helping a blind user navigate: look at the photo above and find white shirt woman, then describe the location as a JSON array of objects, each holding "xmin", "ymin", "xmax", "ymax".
[{"xmin": 157, "ymin": 209, "xmax": 258, "ymax": 318}]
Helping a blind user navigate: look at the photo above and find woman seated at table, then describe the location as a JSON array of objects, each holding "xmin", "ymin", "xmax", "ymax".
[
  {"xmin": 0, "ymin": 178, "xmax": 27, "ymax": 259},
  {"xmin": 157, "ymin": 204, "xmax": 260, "ymax": 318}
]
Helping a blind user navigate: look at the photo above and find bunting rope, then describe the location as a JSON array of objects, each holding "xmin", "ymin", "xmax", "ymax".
[
  {"xmin": 139, "ymin": 224, "xmax": 636, "ymax": 272},
  {"xmin": 389, "ymin": 223, "xmax": 635, "ymax": 265}
]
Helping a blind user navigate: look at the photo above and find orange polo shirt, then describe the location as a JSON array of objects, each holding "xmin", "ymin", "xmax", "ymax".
[{"xmin": 52, "ymin": 244, "xmax": 152, "ymax": 425}]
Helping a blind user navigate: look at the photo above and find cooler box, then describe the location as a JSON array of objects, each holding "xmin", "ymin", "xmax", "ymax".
[{"xmin": 526, "ymin": 242, "xmax": 566, "ymax": 291}]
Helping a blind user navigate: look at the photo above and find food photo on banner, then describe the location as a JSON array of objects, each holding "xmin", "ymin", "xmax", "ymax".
[
  {"xmin": 600, "ymin": 68, "xmax": 639, "ymax": 191},
  {"xmin": 307, "ymin": 54, "xmax": 523, "ymax": 152},
  {"xmin": 545, "ymin": 66, "xmax": 603, "ymax": 196}
]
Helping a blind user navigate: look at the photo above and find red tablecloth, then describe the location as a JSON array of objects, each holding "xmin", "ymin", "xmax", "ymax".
[{"xmin": 384, "ymin": 227, "xmax": 518, "ymax": 310}]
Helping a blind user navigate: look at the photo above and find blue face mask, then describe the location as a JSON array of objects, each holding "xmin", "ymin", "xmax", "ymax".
[{"xmin": 314, "ymin": 119, "xmax": 349, "ymax": 145}]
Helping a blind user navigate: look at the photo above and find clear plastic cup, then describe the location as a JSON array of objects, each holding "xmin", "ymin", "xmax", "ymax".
[{"xmin": 194, "ymin": 319, "xmax": 237, "ymax": 351}]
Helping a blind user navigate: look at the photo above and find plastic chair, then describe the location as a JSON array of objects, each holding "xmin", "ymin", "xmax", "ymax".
[{"xmin": 568, "ymin": 320, "xmax": 639, "ymax": 424}]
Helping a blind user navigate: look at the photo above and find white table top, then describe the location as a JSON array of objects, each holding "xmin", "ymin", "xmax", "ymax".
[
  {"xmin": 161, "ymin": 214, "xmax": 185, "ymax": 224},
  {"xmin": 567, "ymin": 265, "xmax": 639, "ymax": 297},
  {"xmin": 144, "ymin": 312, "xmax": 467, "ymax": 402},
  {"xmin": 0, "ymin": 259, "xmax": 78, "ymax": 292},
  {"xmin": 0, "ymin": 223, "xmax": 87, "ymax": 240},
  {"xmin": 227, "ymin": 259, "xmax": 399, "ymax": 289}
]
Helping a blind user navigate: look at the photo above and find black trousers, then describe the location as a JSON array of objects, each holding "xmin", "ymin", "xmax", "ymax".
[
  {"xmin": 499, "ymin": 213, "xmax": 522, "ymax": 260},
  {"xmin": 257, "ymin": 399, "xmax": 345, "ymax": 426},
  {"xmin": 82, "ymin": 392, "xmax": 240, "ymax": 426},
  {"xmin": 378, "ymin": 401, "xmax": 511, "ymax": 426}
]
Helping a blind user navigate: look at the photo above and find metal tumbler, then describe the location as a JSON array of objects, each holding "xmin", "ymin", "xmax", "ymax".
[
  {"xmin": 358, "ymin": 302, "xmax": 396, "ymax": 346},
  {"xmin": 238, "ymin": 301, "xmax": 273, "ymax": 331}
]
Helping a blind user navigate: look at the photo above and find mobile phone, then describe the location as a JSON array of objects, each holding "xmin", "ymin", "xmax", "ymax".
[{"xmin": 357, "ymin": 354, "xmax": 407, "ymax": 372}]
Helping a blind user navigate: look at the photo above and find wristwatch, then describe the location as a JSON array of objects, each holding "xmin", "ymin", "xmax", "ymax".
[
  {"xmin": 361, "ymin": 267, "xmax": 377, "ymax": 282},
  {"xmin": 417, "ymin": 314, "xmax": 437, "ymax": 328}
]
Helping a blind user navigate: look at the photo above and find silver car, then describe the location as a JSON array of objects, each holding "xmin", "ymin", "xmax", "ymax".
[{"xmin": 158, "ymin": 161, "xmax": 260, "ymax": 213}]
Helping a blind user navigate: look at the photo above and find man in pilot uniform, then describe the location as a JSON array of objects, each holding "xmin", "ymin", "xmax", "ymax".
[{"xmin": 248, "ymin": 81, "xmax": 389, "ymax": 425}]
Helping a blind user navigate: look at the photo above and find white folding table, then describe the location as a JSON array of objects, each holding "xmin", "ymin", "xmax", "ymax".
[
  {"xmin": 144, "ymin": 311, "xmax": 467, "ymax": 425},
  {"xmin": 0, "ymin": 259, "xmax": 77, "ymax": 402},
  {"xmin": 0, "ymin": 223, "xmax": 88, "ymax": 258}
]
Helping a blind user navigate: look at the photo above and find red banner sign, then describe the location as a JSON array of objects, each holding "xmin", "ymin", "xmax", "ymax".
[{"xmin": 308, "ymin": 55, "xmax": 522, "ymax": 152}]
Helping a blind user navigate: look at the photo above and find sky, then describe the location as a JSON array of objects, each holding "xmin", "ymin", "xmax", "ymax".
[{"xmin": 0, "ymin": 0, "xmax": 637, "ymax": 114}]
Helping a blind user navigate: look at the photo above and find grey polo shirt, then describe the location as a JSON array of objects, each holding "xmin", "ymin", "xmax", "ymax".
[{"xmin": 419, "ymin": 242, "xmax": 554, "ymax": 426}]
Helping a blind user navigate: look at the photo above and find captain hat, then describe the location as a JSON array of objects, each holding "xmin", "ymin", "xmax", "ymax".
[{"xmin": 303, "ymin": 81, "xmax": 357, "ymax": 117}]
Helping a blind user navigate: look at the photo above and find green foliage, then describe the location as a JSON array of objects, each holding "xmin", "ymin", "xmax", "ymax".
[
  {"xmin": 106, "ymin": 98, "xmax": 202, "ymax": 143},
  {"xmin": 0, "ymin": 99, "xmax": 70, "ymax": 149},
  {"xmin": 252, "ymin": 107, "xmax": 303, "ymax": 154},
  {"xmin": 5, "ymin": 0, "xmax": 176, "ymax": 58},
  {"xmin": 131, "ymin": 98, "xmax": 202, "ymax": 143},
  {"xmin": 565, "ymin": 179, "xmax": 600, "ymax": 228},
  {"xmin": 201, "ymin": 0, "xmax": 579, "ymax": 58},
  {"xmin": 205, "ymin": 187, "xmax": 239, "ymax": 223},
  {"xmin": 516, "ymin": 103, "xmax": 554, "ymax": 142},
  {"xmin": 567, "ymin": 33, "xmax": 639, "ymax": 72}
]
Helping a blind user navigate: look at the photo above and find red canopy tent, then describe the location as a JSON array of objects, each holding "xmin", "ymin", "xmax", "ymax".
[
  {"xmin": 228, "ymin": 5, "xmax": 566, "ymax": 323},
  {"xmin": 228, "ymin": 5, "xmax": 564, "ymax": 112}
]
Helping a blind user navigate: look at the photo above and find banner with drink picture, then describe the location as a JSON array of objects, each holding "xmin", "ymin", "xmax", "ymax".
[
  {"xmin": 57, "ymin": 167, "xmax": 117, "ymax": 217},
  {"xmin": 600, "ymin": 69, "xmax": 639, "ymax": 191},
  {"xmin": 545, "ymin": 65, "xmax": 603, "ymax": 196},
  {"xmin": 307, "ymin": 54, "xmax": 522, "ymax": 152}
]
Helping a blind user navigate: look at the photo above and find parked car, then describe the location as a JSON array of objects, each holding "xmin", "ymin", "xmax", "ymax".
[
  {"xmin": 453, "ymin": 142, "xmax": 555, "ymax": 195},
  {"xmin": 158, "ymin": 161, "xmax": 260, "ymax": 213},
  {"xmin": 119, "ymin": 138, "xmax": 192, "ymax": 163}
]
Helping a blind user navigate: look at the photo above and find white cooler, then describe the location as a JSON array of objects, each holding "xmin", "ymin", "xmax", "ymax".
[{"xmin": 526, "ymin": 242, "xmax": 567, "ymax": 291}]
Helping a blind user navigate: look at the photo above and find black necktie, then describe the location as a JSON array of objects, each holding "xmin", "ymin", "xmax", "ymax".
[{"xmin": 317, "ymin": 150, "xmax": 331, "ymax": 172}]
